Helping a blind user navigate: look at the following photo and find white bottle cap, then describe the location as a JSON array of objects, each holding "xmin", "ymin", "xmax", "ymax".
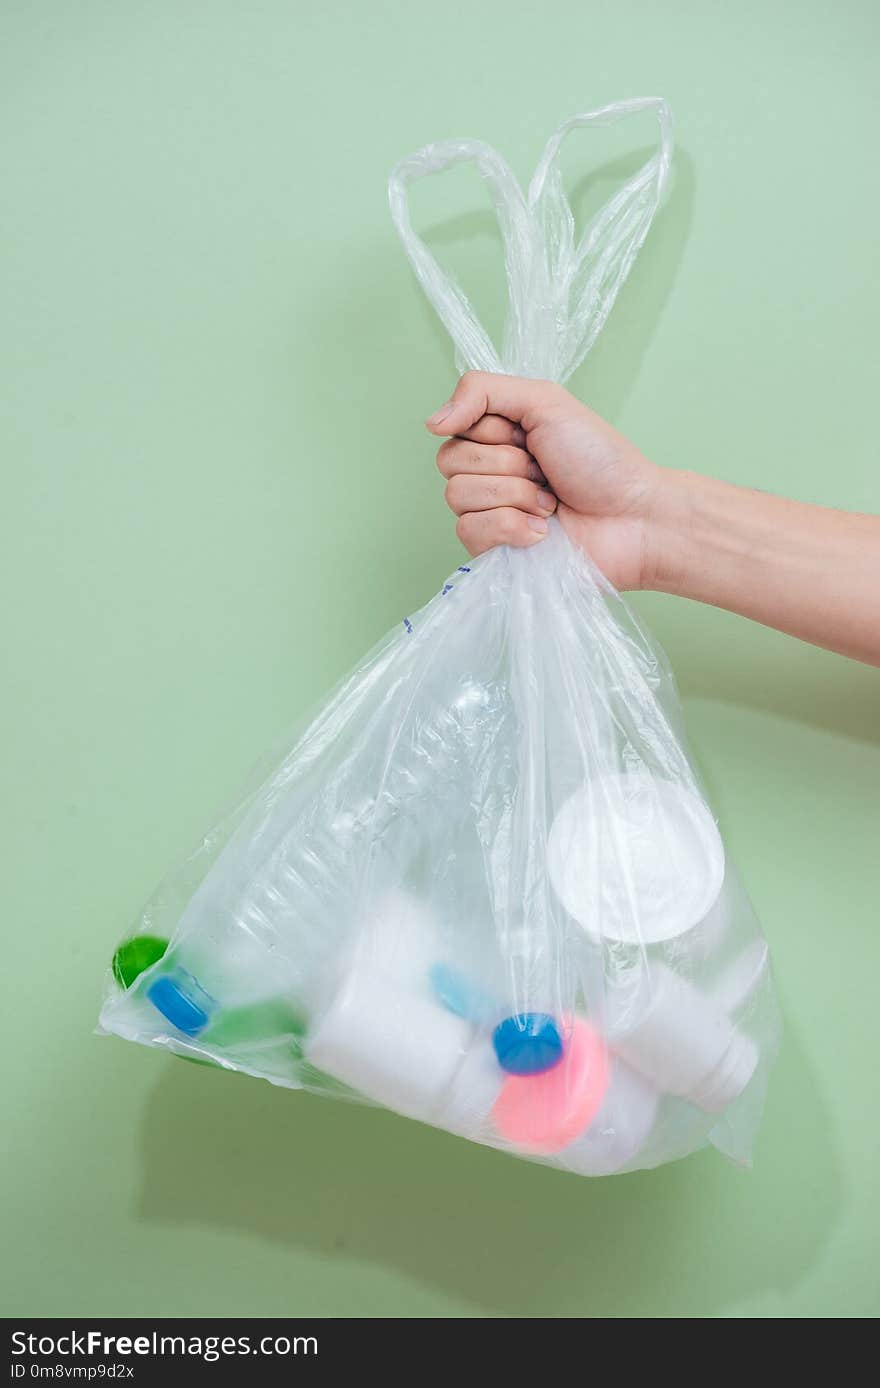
[
  {"xmin": 608, "ymin": 962, "xmax": 756, "ymax": 1114},
  {"xmin": 690, "ymin": 1031, "xmax": 760, "ymax": 1113},
  {"xmin": 547, "ymin": 772, "xmax": 725, "ymax": 945}
]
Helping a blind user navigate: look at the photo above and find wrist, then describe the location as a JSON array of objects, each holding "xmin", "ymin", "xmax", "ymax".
[{"xmin": 637, "ymin": 466, "xmax": 698, "ymax": 593}]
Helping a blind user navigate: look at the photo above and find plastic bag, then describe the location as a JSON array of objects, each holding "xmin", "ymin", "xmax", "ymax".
[{"xmin": 99, "ymin": 98, "xmax": 780, "ymax": 1175}]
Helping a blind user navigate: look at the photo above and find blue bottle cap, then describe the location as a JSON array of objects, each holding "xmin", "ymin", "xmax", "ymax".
[
  {"xmin": 147, "ymin": 971, "xmax": 215, "ymax": 1037},
  {"xmin": 429, "ymin": 962, "xmax": 498, "ymax": 1026},
  {"xmin": 493, "ymin": 1013, "xmax": 564, "ymax": 1076}
]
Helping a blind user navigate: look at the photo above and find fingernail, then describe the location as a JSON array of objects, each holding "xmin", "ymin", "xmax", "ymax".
[
  {"xmin": 528, "ymin": 516, "xmax": 549, "ymax": 535},
  {"xmin": 426, "ymin": 400, "xmax": 455, "ymax": 427},
  {"xmin": 537, "ymin": 491, "xmax": 556, "ymax": 513}
]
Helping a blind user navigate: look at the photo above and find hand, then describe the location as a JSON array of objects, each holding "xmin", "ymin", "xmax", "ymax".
[
  {"xmin": 426, "ymin": 371, "xmax": 664, "ymax": 590},
  {"xmin": 426, "ymin": 371, "xmax": 880, "ymax": 665}
]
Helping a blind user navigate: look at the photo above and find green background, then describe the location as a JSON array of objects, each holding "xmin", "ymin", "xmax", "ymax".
[{"xmin": 2, "ymin": 1, "xmax": 878, "ymax": 1319}]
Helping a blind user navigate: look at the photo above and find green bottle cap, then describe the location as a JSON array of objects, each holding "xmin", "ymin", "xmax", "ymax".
[{"xmin": 112, "ymin": 934, "xmax": 169, "ymax": 990}]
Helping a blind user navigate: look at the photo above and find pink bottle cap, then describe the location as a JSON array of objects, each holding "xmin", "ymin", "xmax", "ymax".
[{"xmin": 492, "ymin": 1017, "xmax": 609, "ymax": 1154}]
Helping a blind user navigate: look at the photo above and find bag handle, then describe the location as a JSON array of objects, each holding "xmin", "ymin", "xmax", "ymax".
[
  {"xmin": 388, "ymin": 138, "xmax": 531, "ymax": 375},
  {"xmin": 387, "ymin": 98, "xmax": 673, "ymax": 383}
]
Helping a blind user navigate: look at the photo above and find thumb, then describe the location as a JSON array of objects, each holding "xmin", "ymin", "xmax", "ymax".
[{"xmin": 425, "ymin": 371, "xmax": 557, "ymax": 436}]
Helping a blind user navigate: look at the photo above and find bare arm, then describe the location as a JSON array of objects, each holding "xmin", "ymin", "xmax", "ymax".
[{"xmin": 648, "ymin": 473, "xmax": 880, "ymax": 666}]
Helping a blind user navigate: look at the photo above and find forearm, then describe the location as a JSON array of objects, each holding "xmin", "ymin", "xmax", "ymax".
[{"xmin": 646, "ymin": 470, "xmax": 880, "ymax": 666}]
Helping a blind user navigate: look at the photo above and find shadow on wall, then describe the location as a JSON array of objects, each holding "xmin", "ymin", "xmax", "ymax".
[
  {"xmin": 136, "ymin": 1007, "xmax": 839, "ymax": 1318},
  {"xmin": 564, "ymin": 148, "xmax": 696, "ymax": 422},
  {"xmin": 658, "ymin": 609, "xmax": 880, "ymax": 750}
]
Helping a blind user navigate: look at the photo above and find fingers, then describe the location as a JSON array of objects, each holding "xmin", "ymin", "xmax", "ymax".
[
  {"xmin": 456, "ymin": 507, "xmax": 551, "ymax": 556},
  {"xmin": 436, "ymin": 437, "xmax": 544, "ymax": 483},
  {"xmin": 426, "ymin": 372, "xmax": 561, "ymax": 558},
  {"xmin": 457, "ymin": 413, "xmax": 526, "ymax": 448},
  {"xmin": 426, "ymin": 370, "xmax": 560, "ymax": 437},
  {"xmin": 445, "ymin": 473, "xmax": 557, "ymax": 520}
]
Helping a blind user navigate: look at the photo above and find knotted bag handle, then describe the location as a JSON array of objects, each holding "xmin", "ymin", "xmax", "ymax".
[{"xmin": 387, "ymin": 97, "xmax": 673, "ymax": 383}]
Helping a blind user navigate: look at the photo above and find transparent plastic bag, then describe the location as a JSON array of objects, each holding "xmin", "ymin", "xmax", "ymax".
[{"xmin": 99, "ymin": 98, "xmax": 780, "ymax": 1175}]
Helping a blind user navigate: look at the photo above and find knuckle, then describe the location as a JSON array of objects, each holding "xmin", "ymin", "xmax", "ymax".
[
  {"xmin": 444, "ymin": 476, "xmax": 463, "ymax": 511},
  {"xmin": 435, "ymin": 439, "xmax": 455, "ymax": 476}
]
